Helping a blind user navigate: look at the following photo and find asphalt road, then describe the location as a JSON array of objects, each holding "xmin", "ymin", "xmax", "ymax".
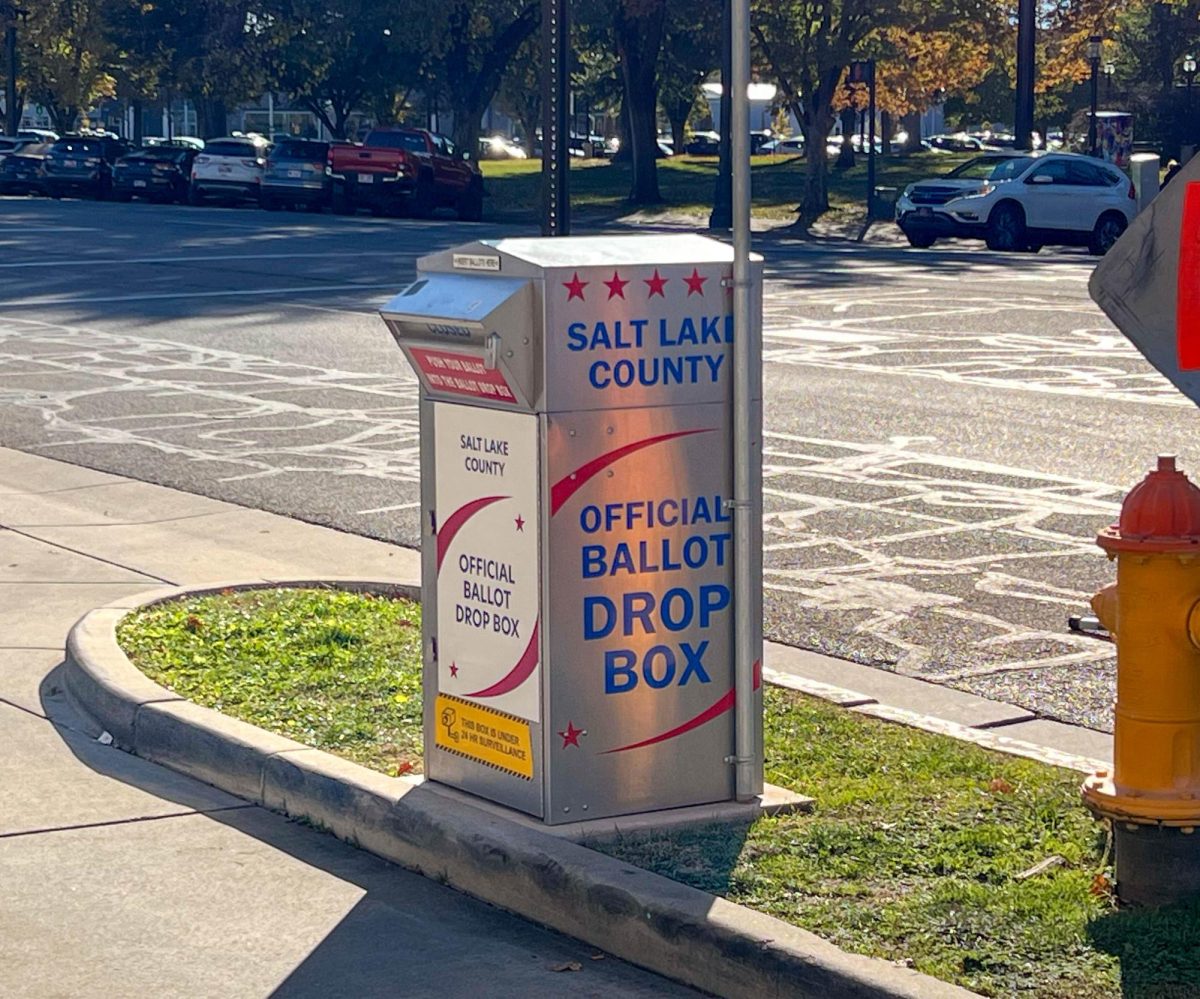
[{"xmin": 3, "ymin": 195, "xmax": 1196, "ymax": 732}]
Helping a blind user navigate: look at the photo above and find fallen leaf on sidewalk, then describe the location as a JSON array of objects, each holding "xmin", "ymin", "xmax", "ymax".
[
  {"xmin": 395, "ymin": 761, "xmax": 414, "ymax": 776},
  {"xmin": 589, "ymin": 953, "xmax": 605, "ymax": 961},
  {"xmin": 548, "ymin": 961, "xmax": 582, "ymax": 973}
]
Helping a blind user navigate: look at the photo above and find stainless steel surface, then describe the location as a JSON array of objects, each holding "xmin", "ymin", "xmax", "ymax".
[
  {"xmin": 730, "ymin": 0, "xmax": 761, "ymax": 802},
  {"xmin": 391, "ymin": 233, "xmax": 764, "ymax": 823},
  {"xmin": 545, "ymin": 403, "xmax": 739, "ymax": 819}
]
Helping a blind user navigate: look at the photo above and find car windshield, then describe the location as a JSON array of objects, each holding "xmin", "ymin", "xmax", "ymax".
[
  {"xmin": 204, "ymin": 141, "xmax": 259, "ymax": 157},
  {"xmin": 272, "ymin": 140, "xmax": 327, "ymax": 161},
  {"xmin": 367, "ymin": 131, "xmax": 427, "ymax": 152},
  {"xmin": 945, "ymin": 156, "xmax": 1024, "ymax": 180},
  {"xmin": 129, "ymin": 147, "xmax": 187, "ymax": 162}
]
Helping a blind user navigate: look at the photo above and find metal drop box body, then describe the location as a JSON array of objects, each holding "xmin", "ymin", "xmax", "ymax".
[{"xmin": 380, "ymin": 235, "xmax": 764, "ymax": 824}]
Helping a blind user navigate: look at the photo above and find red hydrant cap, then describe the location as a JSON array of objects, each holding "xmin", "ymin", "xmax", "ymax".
[{"xmin": 1098, "ymin": 455, "xmax": 1200, "ymax": 553}]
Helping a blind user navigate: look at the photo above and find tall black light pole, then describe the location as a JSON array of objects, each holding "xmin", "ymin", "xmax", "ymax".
[
  {"xmin": 1015, "ymin": 0, "xmax": 1036, "ymax": 150},
  {"xmin": 2, "ymin": 1, "xmax": 21, "ymax": 138},
  {"xmin": 541, "ymin": 0, "xmax": 570, "ymax": 235},
  {"xmin": 1087, "ymin": 35, "xmax": 1101, "ymax": 156},
  {"xmin": 709, "ymin": 0, "xmax": 732, "ymax": 230}
]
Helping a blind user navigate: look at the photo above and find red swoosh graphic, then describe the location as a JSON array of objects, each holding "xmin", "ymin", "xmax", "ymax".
[
  {"xmin": 436, "ymin": 495, "xmax": 508, "ymax": 571},
  {"xmin": 1179, "ymin": 182, "xmax": 1200, "ymax": 370},
  {"xmin": 601, "ymin": 660, "xmax": 761, "ymax": 754},
  {"xmin": 465, "ymin": 621, "xmax": 540, "ymax": 698},
  {"xmin": 549, "ymin": 429, "xmax": 714, "ymax": 517}
]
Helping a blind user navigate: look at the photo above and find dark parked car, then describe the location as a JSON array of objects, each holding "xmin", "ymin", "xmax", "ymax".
[
  {"xmin": 112, "ymin": 144, "xmax": 198, "ymax": 203},
  {"xmin": 261, "ymin": 138, "xmax": 333, "ymax": 210},
  {"xmin": 0, "ymin": 142, "xmax": 52, "ymax": 195},
  {"xmin": 0, "ymin": 136, "xmax": 39, "ymax": 165},
  {"xmin": 42, "ymin": 135, "xmax": 130, "ymax": 199}
]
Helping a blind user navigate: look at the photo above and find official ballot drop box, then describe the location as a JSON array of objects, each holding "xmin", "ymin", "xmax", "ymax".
[{"xmin": 379, "ymin": 235, "xmax": 764, "ymax": 824}]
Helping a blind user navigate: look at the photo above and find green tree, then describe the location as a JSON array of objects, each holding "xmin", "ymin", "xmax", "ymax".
[
  {"xmin": 271, "ymin": 0, "xmax": 425, "ymax": 138},
  {"xmin": 21, "ymin": 0, "xmax": 117, "ymax": 133},
  {"xmin": 421, "ymin": 1, "xmax": 540, "ymax": 158},
  {"xmin": 658, "ymin": 0, "xmax": 720, "ymax": 156},
  {"xmin": 614, "ymin": 0, "xmax": 666, "ymax": 203},
  {"xmin": 753, "ymin": 0, "xmax": 1009, "ymax": 226}
]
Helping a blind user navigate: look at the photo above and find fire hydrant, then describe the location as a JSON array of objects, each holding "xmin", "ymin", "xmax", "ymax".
[{"xmin": 1082, "ymin": 455, "xmax": 1200, "ymax": 906}]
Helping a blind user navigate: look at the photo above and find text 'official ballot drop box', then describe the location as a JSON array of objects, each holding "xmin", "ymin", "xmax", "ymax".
[{"xmin": 380, "ymin": 235, "xmax": 764, "ymax": 824}]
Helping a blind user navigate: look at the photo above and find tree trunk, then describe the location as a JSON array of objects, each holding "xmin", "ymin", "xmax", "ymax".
[
  {"xmin": 197, "ymin": 98, "xmax": 228, "ymax": 139},
  {"xmin": 50, "ymin": 104, "xmax": 78, "ymax": 135},
  {"xmin": 880, "ymin": 110, "xmax": 892, "ymax": 156},
  {"xmin": 836, "ymin": 106, "xmax": 855, "ymax": 169},
  {"xmin": 800, "ymin": 116, "xmax": 830, "ymax": 222},
  {"xmin": 452, "ymin": 100, "xmax": 484, "ymax": 162},
  {"xmin": 615, "ymin": 0, "xmax": 666, "ymax": 204},
  {"xmin": 901, "ymin": 110, "xmax": 921, "ymax": 153},
  {"xmin": 667, "ymin": 100, "xmax": 690, "ymax": 159}
]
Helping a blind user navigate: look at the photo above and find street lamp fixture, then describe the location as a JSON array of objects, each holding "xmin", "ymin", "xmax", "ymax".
[
  {"xmin": 1087, "ymin": 35, "xmax": 1102, "ymax": 157},
  {"xmin": 1103, "ymin": 62, "xmax": 1115, "ymax": 104}
]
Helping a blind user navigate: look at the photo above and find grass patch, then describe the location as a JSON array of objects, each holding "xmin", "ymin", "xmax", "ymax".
[
  {"xmin": 480, "ymin": 150, "xmax": 973, "ymax": 224},
  {"xmin": 116, "ymin": 587, "xmax": 423, "ymax": 776},
  {"xmin": 115, "ymin": 589, "xmax": 1200, "ymax": 996}
]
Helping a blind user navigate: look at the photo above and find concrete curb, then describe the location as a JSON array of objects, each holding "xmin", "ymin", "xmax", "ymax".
[{"xmin": 63, "ymin": 580, "xmax": 979, "ymax": 999}]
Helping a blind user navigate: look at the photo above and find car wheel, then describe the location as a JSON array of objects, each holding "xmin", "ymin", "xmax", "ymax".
[
  {"xmin": 1089, "ymin": 212, "xmax": 1127, "ymax": 256},
  {"xmin": 456, "ymin": 179, "xmax": 484, "ymax": 222},
  {"xmin": 112, "ymin": 191, "xmax": 132, "ymax": 203},
  {"xmin": 260, "ymin": 193, "xmax": 278, "ymax": 210},
  {"xmin": 332, "ymin": 184, "xmax": 353, "ymax": 215},
  {"xmin": 904, "ymin": 232, "xmax": 936, "ymax": 249},
  {"xmin": 985, "ymin": 202, "xmax": 1026, "ymax": 252},
  {"xmin": 188, "ymin": 186, "xmax": 205, "ymax": 206},
  {"xmin": 47, "ymin": 186, "xmax": 61, "ymax": 200}
]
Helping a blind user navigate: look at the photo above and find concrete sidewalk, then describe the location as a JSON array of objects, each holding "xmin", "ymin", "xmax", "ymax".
[
  {"xmin": 0, "ymin": 446, "xmax": 1113, "ymax": 997},
  {"xmin": 0, "ymin": 448, "xmax": 699, "ymax": 999}
]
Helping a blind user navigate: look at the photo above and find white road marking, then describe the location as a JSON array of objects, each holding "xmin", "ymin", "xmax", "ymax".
[
  {"xmin": 0, "ymin": 284, "xmax": 400, "ymax": 306},
  {"xmin": 0, "ymin": 251, "xmax": 410, "ymax": 270}
]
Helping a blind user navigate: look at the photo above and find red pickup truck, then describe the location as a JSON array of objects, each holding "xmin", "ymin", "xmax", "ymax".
[{"xmin": 328, "ymin": 128, "xmax": 483, "ymax": 221}]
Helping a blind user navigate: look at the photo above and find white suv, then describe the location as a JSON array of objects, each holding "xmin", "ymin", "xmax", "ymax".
[
  {"xmin": 895, "ymin": 151, "xmax": 1136, "ymax": 255},
  {"xmin": 189, "ymin": 135, "xmax": 270, "ymax": 205}
]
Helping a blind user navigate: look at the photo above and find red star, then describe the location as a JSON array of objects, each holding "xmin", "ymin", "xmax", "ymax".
[
  {"xmin": 449, "ymin": 662, "xmax": 459, "ymax": 678},
  {"xmin": 558, "ymin": 721, "xmax": 584, "ymax": 748},
  {"xmin": 514, "ymin": 513, "xmax": 525, "ymax": 532},
  {"xmin": 644, "ymin": 269, "xmax": 668, "ymax": 298},
  {"xmin": 684, "ymin": 268, "xmax": 708, "ymax": 296},
  {"xmin": 563, "ymin": 272, "xmax": 588, "ymax": 301},
  {"xmin": 603, "ymin": 271, "xmax": 629, "ymax": 300}
]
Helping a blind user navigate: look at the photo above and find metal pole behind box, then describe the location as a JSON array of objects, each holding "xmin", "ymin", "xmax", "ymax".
[
  {"xmin": 541, "ymin": 0, "xmax": 570, "ymax": 236},
  {"xmin": 730, "ymin": 0, "xmax": 761, "ymax": 802}
]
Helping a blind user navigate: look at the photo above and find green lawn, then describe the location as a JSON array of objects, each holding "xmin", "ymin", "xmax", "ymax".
[
  {"xmin": 114, "ymin": 587, "xmax": 1200, "ymax": 998},
  {"xmin": 480, "ymin": 150, "xmax": 972, "ymax": 225},
  {"xmin": 116, "ymin": 587, "xmax": 423, "ymax": 775}
]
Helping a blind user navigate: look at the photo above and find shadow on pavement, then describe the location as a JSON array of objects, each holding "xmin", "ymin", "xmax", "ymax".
[{"xmin": 37, "ymin": 670, "xmax": 703, "ymax": 998}]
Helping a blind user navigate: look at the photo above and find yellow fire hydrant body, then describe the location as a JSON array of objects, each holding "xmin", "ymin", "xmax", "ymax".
[{"xmin": 1082, "ymin": 456, "xmax": 1200, "ymax": 905}]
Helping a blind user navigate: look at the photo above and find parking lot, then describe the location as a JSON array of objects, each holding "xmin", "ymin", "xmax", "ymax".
[{"xmin": 3, "ymin": 195, "xmax": 1197, "ymax": 732}]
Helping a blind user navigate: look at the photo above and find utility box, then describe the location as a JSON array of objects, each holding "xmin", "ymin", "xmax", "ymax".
[{"xmin": 380, "ymin": 235, "xmax": 764, "ymax": 824}]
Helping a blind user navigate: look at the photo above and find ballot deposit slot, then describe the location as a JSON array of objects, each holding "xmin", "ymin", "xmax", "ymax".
[{"xmin": 380, "ymin": 235, "xmax": 764, "ymax": 824}]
